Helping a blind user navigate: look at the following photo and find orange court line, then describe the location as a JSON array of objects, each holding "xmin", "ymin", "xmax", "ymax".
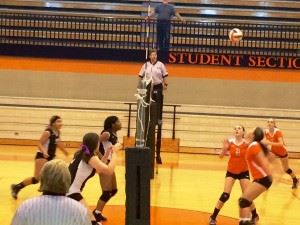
[
  {"xmin": 0, "ymin": 56, "xmax": 299, "ymax": 82},
  {"xmin": 91, "ymin": 205, "xmax": 238, "ymax": 225},
  {"xmin": 0, "ymin": 56, "xmax": 140, "ymax": 76}
]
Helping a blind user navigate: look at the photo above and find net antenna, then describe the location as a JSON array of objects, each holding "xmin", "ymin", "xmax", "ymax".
[
  {"xmin": 135, "ymin": 72, "xmax": 153, "ymax": 147},
  {"xmin": 145, "ymin": 0, "xmax": 151, "ymax": 59}
]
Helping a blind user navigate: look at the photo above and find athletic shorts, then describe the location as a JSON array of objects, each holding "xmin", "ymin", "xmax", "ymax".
[
  {"xmin": 67, "ymin": 193, "xmax": 83, "ymax": 201},
  {"xmin": 272, "ymin": 150, "xmax": 288, "ymax": 158},
  {"xmin": 254, "ymin": 176, "xmax": 273, "ymax": 189},
  {"xmin": 35, "ymin": 152, "xmax": 55, "ymax": 161},
  {"xmin": 271, "ymin": 147, "xmax": 288, "ymax": 158},
  {"xmin": 226, "ymin": 171, "xmax": 250, "ymax": 180}
]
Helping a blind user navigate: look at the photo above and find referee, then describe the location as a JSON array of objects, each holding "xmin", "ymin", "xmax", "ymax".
[{"xmin": 138, "ymin": 49, "xmax": 168, "ymax": 164}]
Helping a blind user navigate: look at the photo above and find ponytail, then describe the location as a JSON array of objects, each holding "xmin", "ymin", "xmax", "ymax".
[
  {"xmin": 259, "ymin": 142, "xmax": 269, "ymax": 156},
  {"xmin": 253, "ymin": 127, "xmax": 269, "ymax": 156}
]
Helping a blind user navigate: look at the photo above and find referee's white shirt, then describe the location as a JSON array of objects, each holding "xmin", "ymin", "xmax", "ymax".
[
  {"xmin": 138, "ymin": 61, "xmax": 168, "ymax": 85},
  {"xmin": 11, "ymin": 195, "xmax": 91, "ymax": 225}
]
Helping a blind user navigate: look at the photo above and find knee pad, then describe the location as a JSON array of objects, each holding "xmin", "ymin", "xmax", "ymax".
[
  {"xmin": 111, "ymin": 189, "xmax": 118, "ymax": 197},
  {"xmin": 238, "ymin": 197, "xmax": 252, "ymax": 208},
  {"xmin": 100, "ymin": 191, "xmax": 111, "ymax": 202},
  {"xmin": 286, "ymin": 168, "xmax": 293, "ymax": 174},
  {"xmin": 219, "ymin": 192, "xmax": 230, "ymax": 203},
  {"xmin": 239, "ymin": 220, "xmax": 252, "ymax": 225},
  {"xmin": 32, "ymin": 177, "xmax": 39, "ymax": 184}
]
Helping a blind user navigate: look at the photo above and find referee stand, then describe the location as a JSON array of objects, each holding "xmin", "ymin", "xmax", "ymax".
[{"xmin": 125, "ymin": 77, "xmax": 152, "ymax": 225}]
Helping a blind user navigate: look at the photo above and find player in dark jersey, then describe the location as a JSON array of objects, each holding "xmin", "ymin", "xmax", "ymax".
[
  {"xmin": 67, "ymin": 132, "xmax": 119, "ymax": 225},
  {"xmin": 11, "ymin": 115, "xmax": 68, "ymax": 199},
  {"xmin": 93, "ymin": 116, "xmax": 122, "ymax": 222}
]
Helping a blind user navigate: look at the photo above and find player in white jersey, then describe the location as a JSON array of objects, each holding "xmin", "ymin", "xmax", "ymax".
[{"xmin": 67, "ymin": 132, "xmax": 119, "ymax": 225}]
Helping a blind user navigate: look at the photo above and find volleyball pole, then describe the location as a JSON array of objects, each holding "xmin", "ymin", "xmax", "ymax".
[{"xmin": 145, "ymin": 0, "xmax": 151, "ymax": 59}]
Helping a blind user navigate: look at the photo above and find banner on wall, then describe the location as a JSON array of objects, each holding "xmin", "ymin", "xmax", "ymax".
[{"xmin": 168, "ymin": 52, "xmax": 300, "ymax": 69}]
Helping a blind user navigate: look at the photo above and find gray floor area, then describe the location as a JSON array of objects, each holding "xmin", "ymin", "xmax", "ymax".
[{"xmin": 1, "ymin": 69, "xmax": 300, "ymax": 109}]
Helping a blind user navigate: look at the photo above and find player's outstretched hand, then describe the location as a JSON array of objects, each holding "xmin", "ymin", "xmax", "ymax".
[{"xmin": 113, "ymin": 143, "xmax": 122, "ymax": 153}]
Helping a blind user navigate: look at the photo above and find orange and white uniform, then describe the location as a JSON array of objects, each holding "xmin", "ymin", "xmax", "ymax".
[
  {"xmin": 246, "ymin": 142, "xmax": 270, "ymax": 180},
  {"xmin": 227, "ymin": 138, "xmax": 249, "ymax": 174},
  {"xmin": 265, "ymin": 128, "xmax": 287, "ymax": 157}
]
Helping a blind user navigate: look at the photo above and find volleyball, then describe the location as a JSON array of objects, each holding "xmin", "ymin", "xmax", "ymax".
[{"xmin": 229, "ymin": 28, "xmax": 243, "ymax": 42}]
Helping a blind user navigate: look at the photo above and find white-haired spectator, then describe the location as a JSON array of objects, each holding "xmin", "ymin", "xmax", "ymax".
[{"xmin": 11, "ymin": 159, "xmax": 91, "ymax": 225}]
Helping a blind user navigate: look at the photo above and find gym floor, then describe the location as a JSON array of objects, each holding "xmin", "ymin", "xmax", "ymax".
[{"xmin": 1, "ymin": 145, "xmax": 299, "ymax": 225}]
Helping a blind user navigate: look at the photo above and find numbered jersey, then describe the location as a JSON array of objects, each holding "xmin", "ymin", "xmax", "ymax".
[
  {"xmin": 265, "ymin": 128, "xmax": 287, "ymax": 157},
  {"xmin": 227, "ymin": 138, "xmax": 249, "ymax": 174}
]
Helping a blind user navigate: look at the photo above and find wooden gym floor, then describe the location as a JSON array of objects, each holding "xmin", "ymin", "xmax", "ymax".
[{"xmin": 0, "ymin": 145, "xmax": 299, "ymax": 225}]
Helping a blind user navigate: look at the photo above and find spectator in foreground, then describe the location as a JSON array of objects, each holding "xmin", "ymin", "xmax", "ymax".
[{"xmin": 11, "ymin": 159, "xmax": 91, "ymax": 225}]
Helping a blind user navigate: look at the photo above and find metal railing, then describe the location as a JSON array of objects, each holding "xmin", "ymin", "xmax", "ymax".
[{"xmin": 0, "ymin": 11, "xmax": 299, "ymax": 57}]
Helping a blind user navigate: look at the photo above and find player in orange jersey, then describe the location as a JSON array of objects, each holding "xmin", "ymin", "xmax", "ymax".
[
  {"xmin": 238, "ymin": 127, "xmax": 272, "ymax": 225},
  {"xmin": 209, "ymin": 125, "xmax": 258, "ymax": 225},
  {"xmin": 264, "ymin": 118, "xmax": 298, "ymax": 189}
]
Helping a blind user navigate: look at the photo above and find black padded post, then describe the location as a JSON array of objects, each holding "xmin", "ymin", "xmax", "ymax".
[
  {"xmin": 125, "ymin": 147, "xmax": 151, "ymax": 225},
  {"xmin": 146, "ymin": 101, "xmax": 157, "ymax": 179}
]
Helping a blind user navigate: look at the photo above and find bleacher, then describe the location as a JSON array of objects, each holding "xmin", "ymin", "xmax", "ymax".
[
  {"xmin": 1, "ymin": 0, "xmax": 299, "ymax": 23},
  {"xmin": 0, "ymin": 1, "xmax": 299, "ymax": 57},
  {"xmin": 0, "ymin": 2, "xmax": 299, "ymax": 155}
]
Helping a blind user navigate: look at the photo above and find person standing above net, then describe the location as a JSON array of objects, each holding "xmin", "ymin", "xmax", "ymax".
[{"xmin": 146, "ymin": 0, "xmax": 185, "ymax": 51}]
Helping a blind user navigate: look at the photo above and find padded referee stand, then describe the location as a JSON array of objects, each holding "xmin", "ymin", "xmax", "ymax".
[
  {"xmin": 146, "ymin": 101, "xmax": 157, "ymax": 179},
  {"xmin": 125, "ymin": 147, "xmax": 151, "ymax": 225}
]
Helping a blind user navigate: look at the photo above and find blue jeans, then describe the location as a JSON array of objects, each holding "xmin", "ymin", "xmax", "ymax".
[{"xmin": 156, "ymin": 21, "xmax": 171, "ymax": 51}]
